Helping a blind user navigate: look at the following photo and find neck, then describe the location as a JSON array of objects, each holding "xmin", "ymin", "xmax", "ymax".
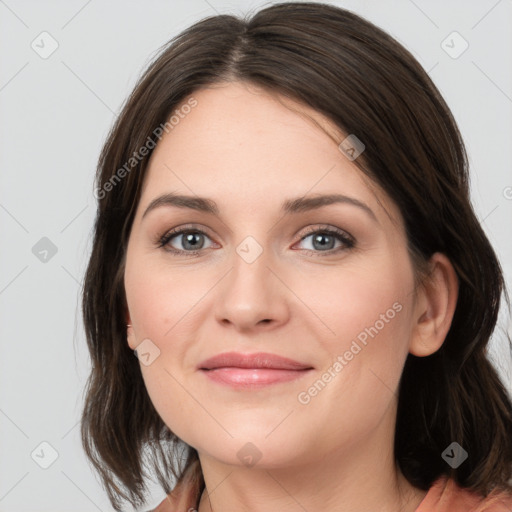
[{"xmin": 196, "ymin": 412, "xmax": 427, "ymax": 512}]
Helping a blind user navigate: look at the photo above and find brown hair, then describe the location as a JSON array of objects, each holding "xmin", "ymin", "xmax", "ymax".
[{"xmin": 81, "ymin": 2, "xmax": 512, "ymax": 510}]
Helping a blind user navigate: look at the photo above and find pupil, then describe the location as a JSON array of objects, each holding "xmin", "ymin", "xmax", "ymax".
[
  {"xmin": 184, "ymin": 232, "xmax": 203, "ymax": 250},
  {"xmin": 314, "ymin": 234, "xmax": 333, "ymax": 250}
]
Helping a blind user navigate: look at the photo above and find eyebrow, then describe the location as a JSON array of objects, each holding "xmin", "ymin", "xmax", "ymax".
[{"xmin": 142, "ymin": 192, "xmax": 377, "ymax": 222}]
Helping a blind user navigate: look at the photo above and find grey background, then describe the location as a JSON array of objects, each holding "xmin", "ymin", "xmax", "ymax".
[{"xmin": 1, "ymin": 0, "xmax": 511, "ymax": 511}]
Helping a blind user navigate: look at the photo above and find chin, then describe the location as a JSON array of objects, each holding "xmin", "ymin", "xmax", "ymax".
[{"xmin": 192, "ymin": 430, "xmax": 311, "ymax": 470}]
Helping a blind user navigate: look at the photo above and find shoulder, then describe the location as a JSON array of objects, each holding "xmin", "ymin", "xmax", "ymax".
[{"xmin": 416, "ymin": 475, "xmax": 512, "ymax": 512}]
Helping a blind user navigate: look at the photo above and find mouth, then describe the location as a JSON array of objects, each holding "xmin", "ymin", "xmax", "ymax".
[{"xmin": 197, "ymin": 352, "xmax": 314, "ymax": 389}]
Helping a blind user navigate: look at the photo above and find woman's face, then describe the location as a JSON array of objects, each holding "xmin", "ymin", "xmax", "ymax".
[{"xmin": 124, "ymin": 81, "xmax": 421, "ymax": 468}]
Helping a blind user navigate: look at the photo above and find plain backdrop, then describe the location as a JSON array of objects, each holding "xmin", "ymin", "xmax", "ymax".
[{"xmin": 1, "ymin": 1, "xmax": 511, "ymax": 511}]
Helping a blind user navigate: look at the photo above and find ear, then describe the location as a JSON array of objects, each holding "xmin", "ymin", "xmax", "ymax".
[
  {"xmin": 126, "ymin": 311, "xmax": 137, "ymax": 350},
  {"xmin": 127, "ymin": 326, "xmax": 137, "ymax": 350},
  {"xmin": 409, "ymin": 252, "xmax": 459, "ymax": 357}
]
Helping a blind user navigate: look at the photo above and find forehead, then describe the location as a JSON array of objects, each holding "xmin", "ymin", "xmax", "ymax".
[
  {"xmin": 149, "ymin": 81, "xmax": 344, "ymax": 168},
  {"xmin": 139, "ymin": 81, "xmax": 399, "ymax": 225}
]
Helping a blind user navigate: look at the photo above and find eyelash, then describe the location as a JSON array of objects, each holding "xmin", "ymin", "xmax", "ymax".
[{"xmin": 156, "ymin": 223, "xmax": 355, "ymax": 258}]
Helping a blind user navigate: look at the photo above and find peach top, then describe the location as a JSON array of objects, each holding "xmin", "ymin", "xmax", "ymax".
[{"xmin": 150, "ymin": 463, "xmax": 512, "ymax": 512}]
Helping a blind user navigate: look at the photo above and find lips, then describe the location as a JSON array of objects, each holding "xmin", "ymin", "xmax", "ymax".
[
  {"xmin": 198, "ymin": 352, "xmax": 312, "ymax": 371},
  {"xmin": 198, "ymin": 352, "xmax": 314, "ymax": 388}
]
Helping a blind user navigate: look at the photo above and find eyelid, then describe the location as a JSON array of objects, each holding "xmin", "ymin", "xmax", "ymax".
[{"xmin": 297, "ymin": 224, "xmax": 354, "ymax": 243}]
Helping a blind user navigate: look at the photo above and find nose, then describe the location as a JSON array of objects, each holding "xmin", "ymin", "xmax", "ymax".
[{"xmin": 213, "ymin": 242, "xmax": 290, "ymax": 333}]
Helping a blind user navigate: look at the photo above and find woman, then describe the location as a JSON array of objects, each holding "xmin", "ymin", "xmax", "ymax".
[{"xmin": 81, "ymin": 3, "xmax": 512, "ymax": 511}]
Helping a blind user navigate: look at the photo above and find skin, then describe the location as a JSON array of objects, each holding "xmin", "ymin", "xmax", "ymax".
[{"xmin": 124, "ymin": 81, "xmax": 459, "ymax": 512}]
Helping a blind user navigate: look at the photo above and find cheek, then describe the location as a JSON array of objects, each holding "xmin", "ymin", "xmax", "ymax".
[
  {"xmin": 294, "ymin": 249, "xmax": 414, "ymax": 412},
  {"xmin": 294, "ymin": 287, "xmax": 412, "ymax": 453},
  {"xmin": 124, "ymin": 254, "xmax": 206, "ymax": 343},
  {"xmin": 124, "ymin": 255, "xmax": 218, "ymax": 442},
  {"xmin": 298, "ymin": 248, "xmax": 414, "ymax": 354}
]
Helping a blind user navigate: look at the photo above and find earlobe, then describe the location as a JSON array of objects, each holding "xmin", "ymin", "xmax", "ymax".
[
  {"xmin": 409, "ymin": 252, "xmax": 459, "ymax": 357},
  {"xmin": 127, "ymin": 325, "xmax": 137, "ymax": 349}
]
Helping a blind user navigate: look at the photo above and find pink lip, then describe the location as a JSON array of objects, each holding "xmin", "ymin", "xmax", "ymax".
[{"xmin": 198, "ymin": 352, "xmax": 314, "ymax": 389}]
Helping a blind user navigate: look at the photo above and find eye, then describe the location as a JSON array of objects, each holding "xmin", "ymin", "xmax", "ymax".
[
  {"xmin": 294, "ymin": 226, "xmax": 355, "ymax": 256},
  {"xmin": 157, "ymin": 224, "xmax": 355, "ymax": 257},
  {"xmin": 157, "ymin": 225, "xmax": 215, "ymax": 256}
]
